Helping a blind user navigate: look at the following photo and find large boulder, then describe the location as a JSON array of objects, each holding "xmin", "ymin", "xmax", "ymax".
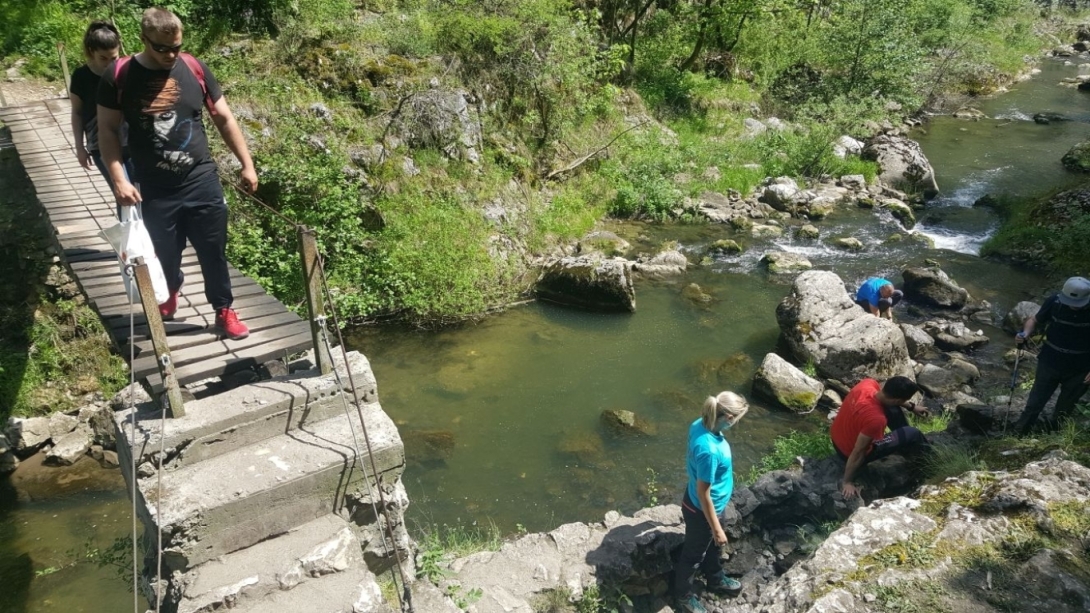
[
  {"xmin": 862, "ymin": 134, "xmax": 939, "ymax": 198},
  {"xmin": 899, "ymin": 323, "xmax": 935, "ymax": 358},
  {"xmin": 776, "ymin": 271, "xmax": 912, "ymax": 383},
  {"xmin": 631, "ymin": 249, "xmax": 687, "ymax": 280},
  {"xmin": 922, "ymin": 321, "xmax": 989, "ymax": 351},
  {"xmin": 902, "ymin": 266, "xmax": 970, "ymax": 309},
  {"xmin": 6, "ymin": 416, "xmax": 51, "ymax": 455},
  {"xmin": 1061, "ymin": 139, "xmax": 1090, "ymax": 173},
  {"xmin": 45, "ymin": 424, "xmax": 93, "ymax": 466},
  {"xmin": 915, "ymin": 361, "xmax": 976, "ymax": 397},
  {"xmin": 761, "ymin": 177, "xmax": 800, "ymax": 211},
  {"xmin": 536, "ymin": 256, "xmax": 635, "ymax": 312},
  {"xmin": 1003, "ymin": 301, "xmax": 1040, "ymax": 334},
  {"xmin": 752, "ymin": 353, "xmax": 823, "ymax": 413},
  {"xmin": 394, "ymin": 88, "xmax": 481, "ymax": 161}
]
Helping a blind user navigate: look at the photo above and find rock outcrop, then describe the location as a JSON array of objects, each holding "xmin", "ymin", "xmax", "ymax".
[
  {"xmin": 536, "ymin": 256, "xmax": 636, "ymax": 312},
  {"xmin": 776, "ymin": 271, "xmax": 912, "ymax": 383}
]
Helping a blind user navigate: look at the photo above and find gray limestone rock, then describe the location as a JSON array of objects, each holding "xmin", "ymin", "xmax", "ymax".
[
  {"xmin": 776, "ymin": 271, "xmax": 912, "ymax": 384},
  {"xmin": 632, "ymin": 249, "xmax": 687, "ymax": 280},
  {"xmin": 751, "ymin": 223, "xmax": 784, "ymax": 238},
  {"xmin": 1018, "ymin": 549, "xmax": 1090, "ymax": 612},
  {"xmin": 879, "ymin": 198, "xmax": 916, "ymax": 229},
  {"xmin": 902, "ymin": 267, "xmax": 970, "ymax": 309},
  {"xmin": 922, "ymin": 321, "xmax": 989, "ymax": 351},
  {"xmin": 708, "ymin": 239, "xmax": 743, "ymax": 256},
  {"xmin": 839, "ymin": 174, "xmax": 867, "ymax": 190},
  {"xmin": 1003, "ymin": 301, "xmax": 1040, "ymax": 334},
  {"xmin": 111, "ymin": 382, "xmax": 154, "ymax": 411},
  {"xmin": 831, "ymin": 237, "xmax": 864, "ymax": 251},
  {"xmin": 833, "ymin": 137, "xmax": 864, "ymax": 160},
  {"xmin": 916, "ymin": 363, "xmax": 969, "ymax": 397},
  {"xmin": 762, "ymin": 178, "xmax": 800, "ymax": 211},
  {"xmin": 796, "ymin": 225, "xmax": 820, "ymax": 240},
  {"xmin": 6, "ymin": 416, "xmax": 51, "ymax": 454},
  {"xmin": 862, "ymin": 134, "xmax": 939, "ymax": 198},
  {"xmin": 49, "ymin": 412, "xmax": 79, "ymax": 440},
  {"xmin": 761, "ymin": 252, "xmax": 812, "ymax": 275},
  {"xmin": 45, "ymin": 424, "xmax": 93, "ymax": 466},
  {"xmin": 536, "ymin": 256, "xmax": 636, "ymax": 313},
  {"xmin": 752, "ymin": 353, "xmax": 823, "ymax": 413},
  {"xmin": 899, "ymin": 323, "xmax": 934, "ymax": 358}
]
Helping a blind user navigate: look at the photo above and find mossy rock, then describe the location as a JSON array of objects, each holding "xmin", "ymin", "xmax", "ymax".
[
  {"xmin": 1061, "ymin": 139, "xmax": 1090, "ymax": 172},
  {"xmin": 556, "ymin": 431, "xmax": 606, "ymax": 465},
  {"xmin": 708, "ymin": 239, "xmax": 743, "ymax": 255},
  {"xmin": 796, "ymin": 225, "xmax": 820, "ymax": 240},
  {"xmin": 681, "ymin": 283, "xmax": 714, "ymax": 305},
  {"xmin": 600, "ymin": 409, "xmax": 657, "ymax": 436},
  {"xmin": 881, "ymin": 199, "xmax": 916, "ymax": 229},
  {"xmin": 832, "ymin": 237, "xmax": 864, "ymax": 251},
  {"xmin": 729, "ymin": 216, "xmax": 753, "ymax": 231}
]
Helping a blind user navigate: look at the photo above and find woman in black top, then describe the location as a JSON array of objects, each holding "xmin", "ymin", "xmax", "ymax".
[{"xmin": 69, "ymin": 20, "xmax": 134, "ymax": 215}]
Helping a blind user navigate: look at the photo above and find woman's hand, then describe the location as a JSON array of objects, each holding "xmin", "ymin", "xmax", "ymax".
[
  {"xmin": 712, "ymin": 526, "xmax": 728, "ymax": 546},
  {"xmin": 76, "ymin": 147, "xmax": 92, "ymax": 169}
]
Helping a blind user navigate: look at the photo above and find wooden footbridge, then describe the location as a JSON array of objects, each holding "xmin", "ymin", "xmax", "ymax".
[{"xmin": 0, "ymin": 99, "xmax": 331, "ymax": 412}]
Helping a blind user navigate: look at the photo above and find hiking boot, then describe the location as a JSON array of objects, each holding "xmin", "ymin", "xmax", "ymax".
[
  {"xmin": 676, "ymin": 594, "xmax": 707, "ymax": 613},
  {"xmin": 705, "ymin": 572, "xmax": 742, "ymax": 595},
  {"xmin": 215, "ymin": 307, "xmax": 249, "ymax": 340},
  {"xmin": 158, "ymin": 289, "xmax": 179, "ymax": 321}
]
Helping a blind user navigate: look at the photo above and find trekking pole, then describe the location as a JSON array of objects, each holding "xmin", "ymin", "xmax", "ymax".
[{"xmin": 1003, "ymin": 343, "xmax": 1023, "ymax": 434}]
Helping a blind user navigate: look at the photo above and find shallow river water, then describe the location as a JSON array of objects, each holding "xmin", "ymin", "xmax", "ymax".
[{"xmin": 3, "ymin": 57, "xmax": 1089, "ymax": 612}]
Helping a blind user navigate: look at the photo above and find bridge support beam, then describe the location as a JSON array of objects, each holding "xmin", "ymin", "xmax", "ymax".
[
  {"xmin": 298, "ymin": 225, "xmax": 334, "ymax": 375},
  {"xmin": 132, "ymin": 257, "xmax": 185, "ymax": 417}
]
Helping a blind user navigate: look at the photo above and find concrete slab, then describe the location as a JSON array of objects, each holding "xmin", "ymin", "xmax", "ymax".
[
  {"xmin": 114, "ymin": 351, "xmax": 380, "ymax": 470},
  {"xmin": 226, "ymin": 563, "xmax": 379, "ymax": 613},
  {"xmin": 177, "ymin": 514, "xmax": 365, "ymax": 613},
  {"xmin": 137, "ymin": 407, "xmax": 404, "ymax": 572}
]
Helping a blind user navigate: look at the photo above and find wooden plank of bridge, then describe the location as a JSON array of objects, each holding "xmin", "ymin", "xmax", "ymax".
[{"xmin": 0, "ymin": 99, "xmax": 317, "ymax": 401}]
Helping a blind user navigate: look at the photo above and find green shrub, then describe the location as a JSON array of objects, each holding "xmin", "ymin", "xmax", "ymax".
[{"xmin": 745, "ymin": 429, "xmax": 834, "ymax": 484}]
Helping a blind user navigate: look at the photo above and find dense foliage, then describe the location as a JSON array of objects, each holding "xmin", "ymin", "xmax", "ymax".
[{"xmin": 0, "ymin": 0, "xmax": 1058, "ymax": 324}]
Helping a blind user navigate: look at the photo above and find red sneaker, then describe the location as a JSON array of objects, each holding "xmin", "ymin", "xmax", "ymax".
[
  {"xmin": 158, "ymin": 289, "xmax": 179, "ymax": 321},
  {"xmin": 215, "ymin": 307, "xmax": 250, "ymax": 340}
]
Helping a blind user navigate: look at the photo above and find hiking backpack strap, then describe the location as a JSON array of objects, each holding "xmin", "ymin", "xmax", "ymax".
[{"xmin": 113, "ymin": 53, "xmax": 218, "ymax": 117}]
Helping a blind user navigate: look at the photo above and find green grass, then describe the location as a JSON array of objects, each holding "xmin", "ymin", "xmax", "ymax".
[
  {"xmin": 745, "ymin": 428, "xmax": 835, "ymax": 484},
  {"xmin": 922, "ymin": 442, "xmax": 986, "ymax": 482},
  {"xmin": 414, "ymin": 521, "xmax": 503, "ymax": 583}
]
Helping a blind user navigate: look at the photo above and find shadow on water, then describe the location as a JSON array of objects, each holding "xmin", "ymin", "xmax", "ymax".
[{"xmin": 0, "ymin": 476, "xmax": 32, "ymax": 613}]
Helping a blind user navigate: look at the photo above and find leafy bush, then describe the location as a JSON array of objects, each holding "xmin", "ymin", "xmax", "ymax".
[{"xmin": 745, "ymin": 428, "xmax": 834, "ymax": 484}]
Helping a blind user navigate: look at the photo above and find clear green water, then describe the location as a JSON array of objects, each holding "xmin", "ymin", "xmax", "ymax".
[{"xmin": 4, "ymin": 57, "xmax": 1090, "ymax": 609}]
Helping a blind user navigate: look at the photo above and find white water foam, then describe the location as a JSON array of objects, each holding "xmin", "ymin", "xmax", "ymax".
[
  {"xmin": 993, "ymin": 110, "xmax": 1033, "ymax": 122},
  {"xmin": 913, "ymin": 225, "xmax": 993, "ymax": 255}
]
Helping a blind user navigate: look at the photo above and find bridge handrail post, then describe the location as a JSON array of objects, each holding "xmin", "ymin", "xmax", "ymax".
[
  {"xmin": 297, "ymin": 225, "xmax": 334, "ymax": 375},
  {"xmin": 132, "ymin": 257, "xmax": 185, "ymax": 417},
  {"xmin": 56, "ymin": 42, "xmax": 71, "ymax": 98}
]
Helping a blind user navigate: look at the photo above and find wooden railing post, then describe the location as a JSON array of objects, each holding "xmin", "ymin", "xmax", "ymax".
[
  {"xmin": 297, "ymin": 226, "xmax": 333, "ymax": 375},
  {"xmin": 56, "ymin": 42, "xmax": 71, "ymax": 98},
  {"xmin": 0, "ymin": 82, "xmax": 7, "ymax": 108},
  {"xmin": 131, "ymin": 257, "xmax": 185, "ymax": 417}
]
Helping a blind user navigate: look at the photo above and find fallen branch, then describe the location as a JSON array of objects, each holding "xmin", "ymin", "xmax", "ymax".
[{"xmin": 545, "ymin": 119, "xmax": 650, "ymax": 181}]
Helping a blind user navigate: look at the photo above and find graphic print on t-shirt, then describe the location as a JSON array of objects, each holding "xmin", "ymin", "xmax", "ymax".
[{"xmin": 139, "ymin": 75, "xmax": 197, "ymax": 175}]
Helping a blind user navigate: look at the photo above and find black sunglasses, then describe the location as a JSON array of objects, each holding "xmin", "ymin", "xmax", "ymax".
[{"xmin": 142, "ymin": 34, "xmax": 182, "ymax": 54}]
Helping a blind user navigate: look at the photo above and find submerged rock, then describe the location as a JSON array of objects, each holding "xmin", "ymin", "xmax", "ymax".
[
  {"xmin": 631, "ymin": 249, "xmax": 687, "ymax": 280},
  {"xmin": 1062, "ymin": 138, "xmax": 1090, "ymax": 172},
  {"xmin": 776, "ymin": 271, "xmax": 911, "ymax": 383},
  {"xmin": 752, "ymin": 353, "xmax": 823, "ymax": 413},
  {"xmin": 600, "ymin": 409, "xmax": 656, "ymax": 436},
  {"xmin": 831, "ymin": 237, "xmax": 864, "ymax": 251},
  {"xmin": 536, "ymin": 256, "xmax": 636, "ymax": 312},
  {"xmin": 708, "ymin": 239, "xmax": 743, "ymax": 255},
  {"xmin": 680, "ymin": 283, "xmax": 714, "ymax": 305},
  {"xmin": 761, "ymin": 251, "xmax": 812, "ymax": 275}
]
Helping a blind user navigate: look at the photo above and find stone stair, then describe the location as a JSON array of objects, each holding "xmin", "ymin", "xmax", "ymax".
[{"xmin": 114, "ymin": 351, "xmax": 407, "ymax": 613}]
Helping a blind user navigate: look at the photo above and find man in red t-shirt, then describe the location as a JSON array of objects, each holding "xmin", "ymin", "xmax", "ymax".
[{"xmin": 830, "ymin": 376, "xmax": 929, "ymax": 499}]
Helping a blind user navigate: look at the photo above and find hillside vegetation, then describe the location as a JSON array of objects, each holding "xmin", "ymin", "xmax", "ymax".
[{"xmin": 0, "ymin": 0, "xmax": 1060, "ymax": 324}]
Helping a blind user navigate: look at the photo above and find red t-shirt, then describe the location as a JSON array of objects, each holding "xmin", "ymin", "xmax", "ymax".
[{"xmin": 830, "ymin": 379, "xmax": 887, "ymax": 457}]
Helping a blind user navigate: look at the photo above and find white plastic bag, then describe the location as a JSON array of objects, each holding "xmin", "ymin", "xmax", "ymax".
[{"xmin": 100, "ymin": 205, "xmax": 170, "ymax": 304}]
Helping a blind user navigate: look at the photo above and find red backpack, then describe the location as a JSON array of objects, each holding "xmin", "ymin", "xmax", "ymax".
[{"xmin": 113, "ymin": 52, "xmax": 218, "ymax": 116}]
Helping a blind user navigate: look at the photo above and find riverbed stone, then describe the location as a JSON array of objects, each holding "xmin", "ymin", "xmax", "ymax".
[
  {"xmin": 832, "ymin": 137, "xmax": 864, "ymax": 160},
  {"xmin": 45, "ymin": 424, "xmax": 93, "ymax": 466},
  {"xmin": 916, "ymin": 364, "xmax": 968, "ymax": 397},
  {"xmin": 880, "ymin": 198, "xmax": 916, "ymax": 229},
  {"xmin": 831, "ymin": 237, "xmax": 864, "ymax": 251},
  {"xmin": 752, "ymin": 353, "xmax": 823, "ymax": 413},
  {"xmin": 761, "ymin": 252, "xmax": 812, "ymax": 275},
  {"xmin": 862, "ymin": 134, "xmax": 939, "ymax": 198},
  {"xmin": 680, "ymin": 283, "xmax": 714, "ymax": 305},
  {"xmin": 577, "ymin": 231, "xmax": 630, "ymax": 257},
  {"xmin": 796, "ymin": 225, "xmax": 820, "ymax": 239},
  {"xmin": 536, "ymin": 256, "xmax": 636, "ymax": 313},
  {"xmin": 0, "ymin": 450, "xmax": 17, "ymax": 473},
  {"xmin": 600, "ymin": 409, "xmax": 656, "ymax": 437},
  {"xmin": 899, "ymin": 323, "xmax": 935, "ymax": 358},
  {"xmin": 708, "ymin": 239, "xmax": 743, "ymax": 255},
  {"xmin": 776, "ymin": 271, "xmax": 912, "ymax": 383},
  {"xmin": 762, "ymin": 178, "xmax": 800, "ymax": 211},
  {"xmin": 922, "ymin": 321, "xmax": 989, "ymax": 351},
  {"xmin": 48, "ymin": 412, "xmax": 79, "ymax": 441},
  {"xmin": 751, "ymin": 223, "xmax": 784, "ymax": 238},
  {"xmin": 902, "ymin": 267, "xmax": 970, "ymax": 309},
  {"xmin": 632, "ymin": 249, "xmax": 687, "ymax": 279},
  {"xmin": 1003, "ymin": 301, "xmax": 1040, "ymax": 333},
  {"xmin": 1062, "ymin": 139, "xmax": 1090, "ymax": 172},
  {"xmin": 6, "ymin": 416, "xmax": 51, "ymax": 454}
]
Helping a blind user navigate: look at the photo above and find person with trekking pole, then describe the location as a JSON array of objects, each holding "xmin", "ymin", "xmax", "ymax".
[{"xmin": 1013, "ymin": 277, "xmax": 1090, "ymax": 434}]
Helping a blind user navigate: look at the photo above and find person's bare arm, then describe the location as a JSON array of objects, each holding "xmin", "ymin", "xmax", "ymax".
[
  {"xmin": 70, "ymin": 93, "xmax": 92, "ymax": 169},
  {"xmin": 697, "ymin": 480, "xmax": 727, "ymax": 546},
  {"xmin": 210, "ymin": 97, "xmax": 257, "ymax": 193},
  {"xmin": 97, "ymin": 104, "xmax": 140, "ymax": 205},
  {"xmin": 1019, "ymin": 315, "xmax": 1037, "ymax": 340},
  {"xmin": 841, "ymin": 433, "xmax": 872, "ymax": 499}
]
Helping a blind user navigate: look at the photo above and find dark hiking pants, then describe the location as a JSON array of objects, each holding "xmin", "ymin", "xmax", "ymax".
[
  {"xmin": 1016, "ymin": 360, "xmax": 1089, "ymax": 434},
  {"xmin": 674, "ymin": 492, "xmax": 727, "ymax": 598},
  {"xmin": 142, "ymin": 192, "xmax": 233, "ymax": 311}
]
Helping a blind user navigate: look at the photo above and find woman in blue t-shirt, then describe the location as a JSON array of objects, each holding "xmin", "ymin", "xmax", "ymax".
[{"xmin": 673, "ymin": 391, "xmax": 749, "ymax": 613}]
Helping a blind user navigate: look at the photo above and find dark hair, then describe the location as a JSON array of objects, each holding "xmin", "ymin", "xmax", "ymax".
[
  {"xmin": 882, "ymin": 376, "xmax": 919, "ymax": 401},
  {"xmin": 83, "ymin": 20, "xmax": 121, "ymax": 53}
]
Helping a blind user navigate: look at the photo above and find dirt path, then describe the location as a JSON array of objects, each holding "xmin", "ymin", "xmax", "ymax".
[{"xmin": 0, "ymin": 77, "xmax": 65, "ymax": 107}]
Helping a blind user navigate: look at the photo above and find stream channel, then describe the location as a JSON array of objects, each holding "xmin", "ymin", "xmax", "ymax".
[{"xmin": 3, "ymin": 57, "xmax": 1090, "ymax": 612}]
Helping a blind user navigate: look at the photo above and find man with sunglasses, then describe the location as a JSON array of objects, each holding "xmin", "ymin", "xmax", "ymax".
[{"xmin": 97, "ymin": 7, "xmax": 256, "ymax": 340}]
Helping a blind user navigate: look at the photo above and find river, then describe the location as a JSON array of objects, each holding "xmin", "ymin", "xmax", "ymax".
[{"xmin": 2, "ymin": 57, "xmax": 1088, "ymax": 612}]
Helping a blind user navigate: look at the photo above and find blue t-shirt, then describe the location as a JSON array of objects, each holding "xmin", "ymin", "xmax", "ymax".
[
  {"xmin": 856, "ymin": 277, "xmax": 892, "ymax": 309},
  {"xmin": 685, "ymin": 419, "xmax": 733, "ymax": 513}
]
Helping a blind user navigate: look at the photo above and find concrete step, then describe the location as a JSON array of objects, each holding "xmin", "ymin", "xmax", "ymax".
[
  {"xmin": 227, "ymin": 568, "xmax": 388, "ymax": 613},
  {"xmin": 114, "ymin": 351, "xmax": 379, "ymax": 472},
  {"xmin": 137, "ymin": 407, "xmax": 404, "ymax": 572},
  {"xmin": 176, "ymin": 514, "xmax": 380, "ymax": 613}
]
